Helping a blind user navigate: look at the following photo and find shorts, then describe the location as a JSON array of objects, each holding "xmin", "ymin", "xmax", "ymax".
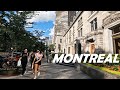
[
  {"xmin": 37, "ymin": 61, "xmax": 41, "ymax": 65},
  {"xmin": 34, "ymin": 60, "xmax": 41, "ymax": 65}
]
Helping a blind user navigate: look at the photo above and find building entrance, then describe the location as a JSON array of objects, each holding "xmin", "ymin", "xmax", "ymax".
[
  {"xmin": 114, "ymin": 38, "xmax": 120, "ymax": 54},
  {"xmin": 111, "ymin": 24, "xmax": 120, "ymax": 54}
]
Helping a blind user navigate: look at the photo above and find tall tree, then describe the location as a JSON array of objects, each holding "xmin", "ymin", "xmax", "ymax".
[
  {"xmin": 0, "ymin": 11, "xmax": 46, "ymax": 52},
  {"xmin": 33, "ymin": 29, "xmax": 45, "ymax": 41},
  {"xmin": 0, "ymin": 11, "xmax": 35, "ymax": 51},
  {"xmin": 49, "ymin": 44, "xmax": 55, "ymax": 51}
]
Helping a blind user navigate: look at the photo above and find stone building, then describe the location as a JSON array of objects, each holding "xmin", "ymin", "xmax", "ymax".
[
  {"xmin": 53, "ymin": 11, "xmax": 120, "ymax": 54},
  {"xmin": 53, "ymin": 11, "xmax": 68, "ymax": 53},
  {"xmin": 63, "ymin": 11, "xmax": 120, "ymax": 54},
  {"xmin": 103, "ymin": 11, "xmax": 120, "ymax": 54},
  {"xmin": 68, "ymin": 11, "xmax": 76, "ymax": 26}
]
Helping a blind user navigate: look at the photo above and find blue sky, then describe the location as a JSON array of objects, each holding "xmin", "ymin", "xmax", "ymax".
[
  {"xmin": 25, "ymin": 11, "xmax": 56, "ymax": 38},
  {"xmin": 26, "ymin": 21, "xmax": 54, "ymax": 37}
]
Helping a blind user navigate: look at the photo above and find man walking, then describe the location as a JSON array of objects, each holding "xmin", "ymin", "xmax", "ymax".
[{"xmin": 20, "ymin": 49, "xmax": 28, "ymax": 76}]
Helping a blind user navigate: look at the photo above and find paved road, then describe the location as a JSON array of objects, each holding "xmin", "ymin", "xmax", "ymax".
[{"xmin": 0, "ymin": 61, "xmax": 91, "ymax": 79}]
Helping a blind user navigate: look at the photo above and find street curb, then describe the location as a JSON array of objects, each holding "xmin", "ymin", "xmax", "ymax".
[{"xmin": 0, "ymin": 75, "xmax": 20, "ymax": 79}]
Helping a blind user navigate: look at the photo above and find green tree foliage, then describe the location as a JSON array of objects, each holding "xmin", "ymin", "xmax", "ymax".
[
  {"xmin": 48, "ymin": 44, "xmax": 55, "ymax": 51},
  {"xmin": 0, "ymin": 11, "xmax": 45, "ymax": 52}
]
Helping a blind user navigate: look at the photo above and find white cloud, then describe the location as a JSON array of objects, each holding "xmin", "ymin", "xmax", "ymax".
[
  {"xmin": 27, "ymin": 11, "xmax": 56, "ymax": 23},
  {"xmin": 40, "ymin": 36, "xmax": 45, "ymax": 39},
  {"xmin": 49, "ymin": 26, "xmax": 55, "ymax": 36}
]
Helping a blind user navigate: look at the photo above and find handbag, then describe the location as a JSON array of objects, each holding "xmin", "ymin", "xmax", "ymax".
[{"xmin": 17, "ymin": 58, "xmax": 21, "ymax": 67}]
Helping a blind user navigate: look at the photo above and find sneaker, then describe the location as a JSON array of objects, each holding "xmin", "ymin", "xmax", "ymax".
[
  {"xmin": 25, "ymin": 71, "xmax": 27, "ymax": 74},
  {"xmin": 34, "ymin": 76, "xmax": 37, "ymax": 79},
  {"xmin": 20, "ymin": 74, "xmax": 23, "ymax": 76},
  {"xmin": 38, "ymin": 72, "xmax": 40, "ymax": 76}
]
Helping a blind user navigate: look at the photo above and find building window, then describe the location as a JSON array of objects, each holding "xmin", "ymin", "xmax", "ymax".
[
  {"xmin": 81, "ymin": 28, "xmax": 82, "ymax": 36},
  {"xmin": 78, "ymin": 30, "xmax": 80, "ymax": 37},
  {"xmin": 78, "ymin": 28, "xmax": 82, "ymax": 37},
  {"xmin": 78, "ymin": 17, "xmax": 82, "ymax": 27},
  {"xmin": 69, "ymin": 30, "xmax": 71, "ymax": 43},
  {"xmin": 64, "ymin": 49, "xmax": 65, "ymax": 53},
  {"xmin": 80, "ymin": 17, "xmax": 82, "ymax": 21},
  {"xmin": 90, "ymin": 18, "xmax": 97, "ymax": 31},
  {"xmin": 60, "ymin": 39, "xmax": 62, "ymax": 43},
  {"xmin": 73, "ymin": 26, "xmax": 75, "ymax": 40},
  {"xmin": 68, "ymin": 47, "xmax": 70, "ymax": 54},
  {"xmin": 67, "ymin": 34, "xmax": 68, "ymax": 44},
  {"xmin": 65, "ymin": 36, "xmax": 66, "ymax": 44},
  {"xmin": 58, "ymin": 44, "xmax": 61, "ymax": 52}
]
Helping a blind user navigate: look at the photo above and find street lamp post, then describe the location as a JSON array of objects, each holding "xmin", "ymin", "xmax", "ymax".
[
  {"xmin": 45, "ymin": 40, "xmax": 49, "ymax": 63},
  {"xmin": 46, "ymin": 46, "xmax": 49, "ymax": 63},
  {"xmin": 11, "ymin": 47, "xmax": 13, "ymax": 57}
]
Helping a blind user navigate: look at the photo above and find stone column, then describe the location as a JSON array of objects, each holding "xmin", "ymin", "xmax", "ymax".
[{"xmin": 103, "ymin": 28, "xmax": 113, "ymax": 54}]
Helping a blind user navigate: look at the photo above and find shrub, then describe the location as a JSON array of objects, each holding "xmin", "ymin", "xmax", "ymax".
[{"xmin": 113, "ymin": 66, "xmax": 119, "ymax": 71}]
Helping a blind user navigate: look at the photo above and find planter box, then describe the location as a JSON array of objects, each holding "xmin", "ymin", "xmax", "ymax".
[
  {"xmin": 80, "ymin": 64, "xmax": 120, "ymax": 79},
  {"xmin": 0, "ymin": 67, "xmax": 22, "ymax": 76}
]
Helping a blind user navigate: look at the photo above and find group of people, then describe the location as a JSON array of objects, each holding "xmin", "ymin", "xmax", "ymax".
[{"xmin": 20, "ymin": 49, "xmax": 44, "ymax": 79}]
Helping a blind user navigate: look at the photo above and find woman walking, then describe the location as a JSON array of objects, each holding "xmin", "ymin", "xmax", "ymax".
[
  {"xmin": 32, "ymin": 50, "xmax": 43, "ymax": 79},
  {"xmin": 29, "ymin": 51, "xmax": 35, "ymax": 68}
]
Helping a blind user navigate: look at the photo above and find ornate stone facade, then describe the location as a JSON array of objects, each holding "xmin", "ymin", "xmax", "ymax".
[
  {"xmin": 103, "ymin": 12, "xmax": 120, "ymax": 27},
  {"xmin": 63, "ymin": 11, "xmax": 114, "ymax": 54},
  {"xmin": 53, "ymin": 11, "xmax": 120, "ymax": 54}
]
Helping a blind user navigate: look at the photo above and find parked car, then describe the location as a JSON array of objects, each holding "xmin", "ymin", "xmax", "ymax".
[
  {"xmin": 0, "ymin": 52, "xmax": 21, "ymax": 68},
  {"xmin": 13, "ymin": 52, "xmax": 22, "ymax": 56}
]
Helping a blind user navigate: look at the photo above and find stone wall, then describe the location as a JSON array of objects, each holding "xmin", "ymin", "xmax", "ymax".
[{"xmin": 79, "ymin": 64, "xmax": 120, "ymax": 79}]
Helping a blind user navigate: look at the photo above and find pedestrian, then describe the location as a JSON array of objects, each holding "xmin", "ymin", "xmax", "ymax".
[
  {"xmin": 32, "ymin": 50, "xmax": 43, "ymax": 79},
  {"xmin": 20, "ymin": 48, "xmax": 28, "ymax": 76},
  {"xmin": 30, "ymin": 51, "xmax": 35, "ymax": 68}
]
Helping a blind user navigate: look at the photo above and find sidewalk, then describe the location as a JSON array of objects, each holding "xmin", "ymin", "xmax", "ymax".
[{"xmin": 0, "ymin": 59, "xmax": 92, "ymax": 79}]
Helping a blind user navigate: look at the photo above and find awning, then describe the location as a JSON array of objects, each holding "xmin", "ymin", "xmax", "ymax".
[{"xmin": 86, "ymin": 38, "xmax": 95, "ymax": 42}]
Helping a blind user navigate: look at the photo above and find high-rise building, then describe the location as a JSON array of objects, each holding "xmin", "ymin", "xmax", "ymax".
[
  {"xmin": 68, "ymin": 11, "xmax": 76, "ymax": 26},
  {"xmin": 53, "ymin": 11, "xmax": 68, "ymax": 53}
]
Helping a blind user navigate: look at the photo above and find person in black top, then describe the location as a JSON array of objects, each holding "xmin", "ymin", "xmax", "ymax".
[{"xmin": 21, "ymin": 49, "xmax": 28, "ymax": 76}]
